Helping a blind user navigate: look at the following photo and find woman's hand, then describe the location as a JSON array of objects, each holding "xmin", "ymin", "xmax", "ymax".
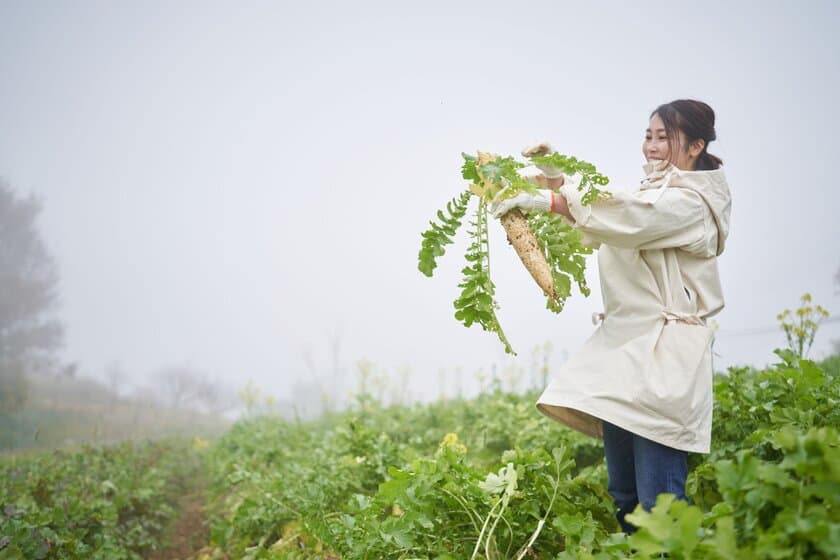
[
  {"xmin": 489, "ymin": 183, "xmax": 575, "ymax": 223},
  {"xmin": 490, "ymin": 191, "xmax": 552, "ymax": 219},
  {"xmin": 518, "ymin": 170, "xmax": 565, "ymax": 189},
  {"xmin": 522, "ymin": 141, "xmax": 566, "ymax": 186},
  {"xmin": 552, "ymin": 190, "xmax": 575, "ymax": 224}
]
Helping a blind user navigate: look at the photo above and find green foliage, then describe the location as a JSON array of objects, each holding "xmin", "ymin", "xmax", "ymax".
[
  {"xmin": 0, "ymin": 439, "xmax": 202, "ymax": 559},
  {"xmin": 625, "ymin": 494, "xmax": 705, "ymax": 559},
  {"xmin": 707, "ymin": 349, "xmax": 839, "ymax": 463},
  {"xmin": 461, "ymin": 152, "xmax": 480, "ymax": 183},
  {"xmin": 818, "ymin": 352, "xmax": 840, "ymax": 378},
  {"xmin": 201, "ymin": 388, "xmax": 619, "ymax": 559},
  {"xmin": 530, "ymin": 152, "xmax": 611, "ymax": 205},
  {"xmin": 631, "ymin": 424, "xmax": 840, "ymax": 560},
  {"xmin": 685, "ymin": 350, "xmax": 840, "ymax": 560},
  {"xmin": 5, "ymin": 330, "xmax": 835, "ymax": 559},
  {"xmin": 419, "ymin": 149, "xmax": 609, "ymax": 353},
  {"xmin": 527, "ymin": 212, "xmax": 593, "ymax": 313},
  {"xmin": 201, "ymin": 344, "xmax": 840, "ymax": 558},
  {"xmin": 454, "ymin": 201, "xmax": 513, "ymax": 354},
  {"xmin": 417, "ymin": 190, "xmax": 471, "ymax": 278},
  {"xmin": 709, "ymin": 427, "xmax": 840, "ymax": 558}
]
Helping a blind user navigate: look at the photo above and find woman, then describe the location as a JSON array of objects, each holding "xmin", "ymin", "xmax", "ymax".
[{"xmin": 490, "ymin": 99, "xmax": 731, "ymax": 533}]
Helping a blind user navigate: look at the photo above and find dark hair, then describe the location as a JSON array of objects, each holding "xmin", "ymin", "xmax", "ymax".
[{"xmin": 652, "ymin": 99, "xmax": 723, "ymax": 170}]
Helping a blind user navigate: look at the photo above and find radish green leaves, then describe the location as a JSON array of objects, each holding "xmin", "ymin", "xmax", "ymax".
[{"xmin": 418, "ymin": 149, "xmax": 609, "ymax": 353}]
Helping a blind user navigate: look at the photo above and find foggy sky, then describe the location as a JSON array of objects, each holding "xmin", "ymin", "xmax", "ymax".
[{"xmin": 1, "ymin": 0, "xmax": 838, "ymax": 404}]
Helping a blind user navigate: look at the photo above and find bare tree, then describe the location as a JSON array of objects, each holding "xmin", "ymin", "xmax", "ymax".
[
  {"xmin": 155, "ymin": 366, "xmax": 208, "ymax": 410},
  {"xmin": 104, "ymin": 361, "xmax": 128, "ymax": 400},
  {"xmin": 191, "ymin": 375, "xmax": 239, "ymax": 415},
  {"xmin": 153, "ymin": 365, "xmax": 235, "ymax": 415}
]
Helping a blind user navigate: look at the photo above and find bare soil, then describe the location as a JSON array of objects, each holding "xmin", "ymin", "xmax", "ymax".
[{"xmin": 148, "ymin": 478, "xmax": 210, "ymax": 560}]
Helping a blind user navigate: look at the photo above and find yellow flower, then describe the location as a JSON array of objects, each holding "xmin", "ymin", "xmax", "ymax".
[
  {"xmin": 192, "ymin": 437, "xmax": 209, "ymax": 450},
  {"xmin": 438, "ymin": 432, "xmax": 467, "ymax": 454}
]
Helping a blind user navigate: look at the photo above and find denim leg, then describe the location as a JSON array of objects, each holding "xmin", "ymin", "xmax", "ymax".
[
  {"xmin": 632, "ymin": 433, "xmax": 688, "ymax": 511},
  {"xmin": 602, "ymin": 421, "xmax": 639, "ymax": 533}
]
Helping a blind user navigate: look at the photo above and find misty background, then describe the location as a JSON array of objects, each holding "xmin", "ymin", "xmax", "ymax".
[{"xmin": 1, "ymin": 0, "xmax": 838, "ymax": 434}]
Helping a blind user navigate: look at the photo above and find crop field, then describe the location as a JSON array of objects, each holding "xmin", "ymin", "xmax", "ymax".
[
  {"xmin": 2, "ymin": 347, "xmax": 838, "ymax": 559},
  {"xmin": 0, "ymin": 439, "xmax": 203, "ymax": 558}
]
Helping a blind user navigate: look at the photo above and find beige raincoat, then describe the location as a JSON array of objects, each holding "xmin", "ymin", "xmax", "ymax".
[{"xmin": 535, "ymin": 160, "xmax": 731, "ymax": 453}]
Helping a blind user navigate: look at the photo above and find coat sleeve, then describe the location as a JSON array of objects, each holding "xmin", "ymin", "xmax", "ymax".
[{"xmin": 560, "ymin": 178, "xmax": 715, "ymax": 254}]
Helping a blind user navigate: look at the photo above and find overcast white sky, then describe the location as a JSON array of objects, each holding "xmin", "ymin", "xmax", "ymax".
[{"xmin": 1, "ymin": 0, "xmax": 838, "ymax": 405}]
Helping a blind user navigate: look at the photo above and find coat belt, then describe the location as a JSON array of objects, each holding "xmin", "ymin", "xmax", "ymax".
[
  {"xmin": 590, "ymin": 310, "xmax": 705, "ymax": 326},
  {"xmin": 661, "ymin": 310, "xmax": 705, "ymax": 325}
]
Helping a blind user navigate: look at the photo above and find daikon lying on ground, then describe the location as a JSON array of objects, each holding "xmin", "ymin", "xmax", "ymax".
[{"xmin": 417, "ymin": 146, "xmax": 610, "ymax": 354}]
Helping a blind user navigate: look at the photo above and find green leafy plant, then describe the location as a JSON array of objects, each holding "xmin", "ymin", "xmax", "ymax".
[
  {"xmin": 418, "ymin": 149, "xmax": 610, "ymax": 354},
  {"xmin": 0, "ymin": 439, "xmax": 202, "ymax": 559},
  {"xmin": 527, "ymin": 212, "xmax": 592, "ymax": 313},
  {"xmin": 454, "ymin": 199, "xmax": 515, "ymax": 354},
  {"xmin": 6, "ymin": 301, "xmax": 839, "ymax": 560},
  {"xmin": 197, "ymin": 295, "xmax": 840, "ymax": 559},
  {"xmin": 530, "ymin": 152, "xmax": 610, "ymax": 205},
  {"xmin": 418, "ymin": 191, "xmax": 471, "ymax": 278}
]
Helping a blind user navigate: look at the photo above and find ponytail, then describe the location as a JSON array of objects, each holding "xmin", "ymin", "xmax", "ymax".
[{"xmin": 696, "ymin": 147, "xmax": 723, "ymax": 171}]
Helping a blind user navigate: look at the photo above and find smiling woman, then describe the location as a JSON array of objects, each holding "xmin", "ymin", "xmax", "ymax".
[
  {"xmin": 499, "ymin": 99, "xmax": 732, "ymax": 533},
  {"xmin": 646, "ymin": 100, "xmax": 724, "ymax": 171}
]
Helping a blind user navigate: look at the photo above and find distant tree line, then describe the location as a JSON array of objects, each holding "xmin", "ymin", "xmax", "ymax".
[{"xmin": 0, "ymin": 179, "xmax": 238, "ymax": 421}]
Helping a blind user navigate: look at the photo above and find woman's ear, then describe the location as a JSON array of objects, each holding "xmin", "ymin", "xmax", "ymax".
[{"xmin": 690, "ymin": 138, "xmax": 706, "ymax": 158}]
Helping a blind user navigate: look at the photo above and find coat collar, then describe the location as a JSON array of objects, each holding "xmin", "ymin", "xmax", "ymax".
[{"xmin": 640, "ymin": 159, "xmax": 674, "ymax": 190}]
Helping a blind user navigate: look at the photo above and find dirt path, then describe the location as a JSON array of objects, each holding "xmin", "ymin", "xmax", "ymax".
[{"xmin": 148, "ymin": 476, "xmax": 210, "ymax": 560}]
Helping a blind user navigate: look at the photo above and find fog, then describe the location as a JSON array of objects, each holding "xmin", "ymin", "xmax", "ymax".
[{"xmin": 1, "ymin": 0, "xmax": 838, "ymax": 412}]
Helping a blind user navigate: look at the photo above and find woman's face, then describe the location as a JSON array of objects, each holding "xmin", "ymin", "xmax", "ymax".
[{"xmin": 643, "ymin": 113, "xmax": 697, "ymax": 170}]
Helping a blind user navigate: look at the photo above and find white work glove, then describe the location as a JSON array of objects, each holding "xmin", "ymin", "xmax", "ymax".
[
  {"xmin": 521, "ymin": 141, "xmax": 564, "ymax": 179},
  {"xmin": 490, "ymin": 190, "xmax": 552, "ymax": 219},
  {"xmin": 516, "ymin": 165, "xmax": 545, "ymax": 186}
]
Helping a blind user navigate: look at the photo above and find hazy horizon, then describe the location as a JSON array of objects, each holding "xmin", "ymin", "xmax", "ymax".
[{"xmin": 2, "ymin": 0, "xmax": 838, "ymax": 407}]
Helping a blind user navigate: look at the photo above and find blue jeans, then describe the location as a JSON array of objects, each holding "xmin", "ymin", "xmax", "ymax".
[{"xmin": 602, "ymin": 421, "xmax": 688, "ymax": 533}]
